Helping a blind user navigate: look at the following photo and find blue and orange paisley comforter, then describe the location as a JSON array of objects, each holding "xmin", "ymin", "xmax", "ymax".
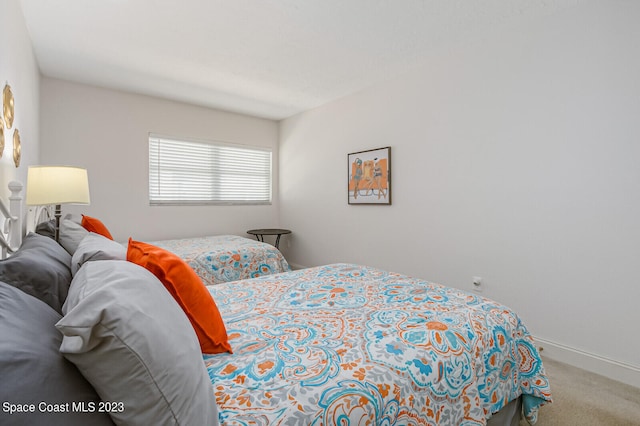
[
  {"xmin": 205, "ymin": 263, "xmax": 551, "ymax": 425},
  {"xmin": 151, "ymin": 235, "xmax": 290, "ymax": 285}
]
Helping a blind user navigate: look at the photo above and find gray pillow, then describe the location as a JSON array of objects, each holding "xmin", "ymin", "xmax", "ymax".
[
  {"xmin": 0, "ymin": 281, "xmax": 114, "ymax": 426},
  {"xmin": 35, "ymin": 218, "xmax": 56, "ymax": 239},
  {"xmin": 0, "ymin": 232, "xmax": 72, "ymax": 313},
  {"xmin": 59, "ymin": 218, "xmax": 89, "ymax": 255},
  {"xmin": 71, "ymin": 233, "xmax": 126, "ymax": 275},
  {"xmin": 57, "ymin": 261, "xmax": 219, "ymax": 426}
]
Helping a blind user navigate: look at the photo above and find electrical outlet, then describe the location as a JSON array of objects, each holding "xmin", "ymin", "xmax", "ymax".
[{"xmin": 472, "ymin": 276, "xmax": 483, "ymax": 292}]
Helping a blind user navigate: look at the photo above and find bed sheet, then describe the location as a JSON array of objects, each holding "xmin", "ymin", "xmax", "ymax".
[
  {"xmin": 151, "ymin": 235, "xmax": 290, "ymax": 285},
  {"xmin": 204, "ymin": 263, "xmax": 551, "ymax": 425}
]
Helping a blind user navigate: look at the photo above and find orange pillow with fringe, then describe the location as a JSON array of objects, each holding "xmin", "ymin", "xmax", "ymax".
[
  {"xmin": 126, "ymin": 238, "xmax": 232, "ymax": 354},
  {"xmin": 81, "ymin": 215, "xmax": 114, "ymax": 240}
]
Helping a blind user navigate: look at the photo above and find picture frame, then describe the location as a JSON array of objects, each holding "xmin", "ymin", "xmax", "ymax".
[{"xmin": 348, "ymin": 147, "xmax": 391, "ymax": 205}]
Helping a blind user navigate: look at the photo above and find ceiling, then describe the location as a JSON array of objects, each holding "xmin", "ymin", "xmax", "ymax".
[{"xmin": 20, "ymin": 0, "xmax": 583, "ymax": 120}]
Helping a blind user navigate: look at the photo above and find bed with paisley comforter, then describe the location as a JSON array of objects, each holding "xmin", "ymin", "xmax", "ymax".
[
  {"xmin": 204, "ymin": 263, "xmax": 551, "ymax": 425},
  {"xmin": 151, "ymin": 235, "xmax": 290, "ymax": 285},
  {"xmin": 1, "ymin": 182, "xmax": 549, "ymax": 425}
]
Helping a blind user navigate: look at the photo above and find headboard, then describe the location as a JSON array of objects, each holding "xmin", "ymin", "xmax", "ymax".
[{"xmin": 0, "ymin": 181, "xmax": 23, "ymax": 258}]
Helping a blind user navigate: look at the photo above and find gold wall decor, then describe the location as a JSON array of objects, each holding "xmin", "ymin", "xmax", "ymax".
[
  {"xmin": 13, "ymin": 129, "xmax": 21, "ymax": 167},
  {"xmin": 0, "ymin": 116, "xmax": 4, "ymax": 158},
  {"xmin": 3, "ymin": 84, "xmax": 14, "ymax": 129}
]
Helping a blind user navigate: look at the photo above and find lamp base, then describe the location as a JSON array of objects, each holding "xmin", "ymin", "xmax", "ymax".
[{"xmin": 54, "ymin": 204, "xmax": 62, "ymax": 242}]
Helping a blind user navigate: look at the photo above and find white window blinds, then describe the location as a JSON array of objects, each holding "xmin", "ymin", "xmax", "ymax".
[{"xmin": 149, "ymin": 135, "xmax": 272, "ymax": 205}]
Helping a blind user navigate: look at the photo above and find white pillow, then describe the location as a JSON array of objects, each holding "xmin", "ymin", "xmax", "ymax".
[
  {"xmin": 71, "ymin": 233, "xmax": 126, "ymax": 275},
  {"xmin": 59, "ymin": 217, "xmax": 89, "ymax": 255},
  {"xmin": 57, "ymin": 260, "xmax": 219, "ymax": 425}
]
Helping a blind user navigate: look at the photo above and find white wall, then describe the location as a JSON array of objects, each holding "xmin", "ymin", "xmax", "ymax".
[
  {"xmin": 40, "ymin": 78, "xmax": 280, "ymax": 242},
  {"xmin": 280, "ymin": 0, "xmax": 640, "ymax": 384},
  {"xmin": 0, "ymin": 0, "xmax": 40, "ymax": 192}
]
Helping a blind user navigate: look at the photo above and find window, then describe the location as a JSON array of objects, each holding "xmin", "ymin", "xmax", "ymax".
[{"xmin": 149, "ymin": 134, "xmax": 272, "ymax": 205}]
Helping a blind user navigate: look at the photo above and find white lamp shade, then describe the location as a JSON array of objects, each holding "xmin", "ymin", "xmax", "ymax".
[{"xmin": 26, "ymin": 166, "xmax": 91, "ymax": 206}]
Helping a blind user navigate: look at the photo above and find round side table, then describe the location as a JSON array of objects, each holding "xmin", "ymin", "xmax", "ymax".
[{"xmin": 247, "ymin": 228, "xmax": 291, "ymax": 249}]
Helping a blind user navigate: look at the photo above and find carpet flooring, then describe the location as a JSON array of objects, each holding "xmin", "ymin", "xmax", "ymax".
[{"xmin": 520, "ymin": 357, "xmax": 640, "ymax": 425}]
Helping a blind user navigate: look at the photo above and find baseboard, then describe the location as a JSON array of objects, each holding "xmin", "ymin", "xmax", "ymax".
[{"xmin": 533, "ymin": 336, "xmax": 640, "ymax": 389}]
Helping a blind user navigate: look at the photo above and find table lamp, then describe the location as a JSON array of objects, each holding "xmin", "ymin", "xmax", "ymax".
[{"xmin": 26, "ymin": 166, "xmax": 91, "ymax": 241}]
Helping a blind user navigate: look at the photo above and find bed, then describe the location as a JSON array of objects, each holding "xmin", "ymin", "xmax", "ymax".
[
  {"xmin": 0, "ymin": 181, "xmax": 551, "ymax": 425},
  {"xmin": 204, "ymin": 263, "xmax": 551, "ymax": 425},
  {"xmin": 150, "ymin": 234, "xmax": 291, "ymax": 285},
  {"xmin": 32, "ymin": 215, "xmax": 290, "ymax": 285}
]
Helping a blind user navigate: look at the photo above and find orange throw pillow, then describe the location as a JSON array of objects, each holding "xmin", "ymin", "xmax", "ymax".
[
  {"xmin": 81, "ymin": 215, "xmax": 114, "ymax": 240},
  {"xmin": 126, "ymin": 238, "xmax": 232, "ymax": 354}
]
